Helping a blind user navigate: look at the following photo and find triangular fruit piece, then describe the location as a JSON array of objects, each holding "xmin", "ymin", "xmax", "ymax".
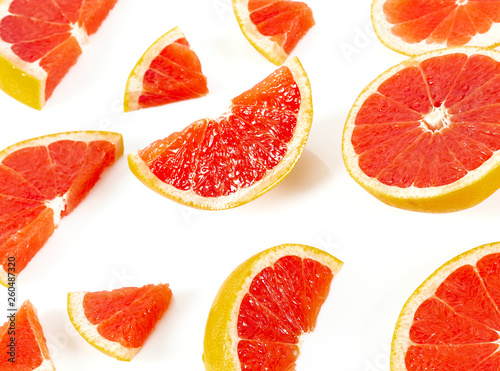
[
  {"xmin": 0, "ymin": 0, "xmax": 119, "ymax": 109},
  {"xmin": 203, "ymin": 244, "xmax": 342, "ymax": 371},
  {"xmin": 233, "ymin": 0, "xmax": 315, "ymax": 65},
  {"xmin": 124, "ymin": 26, "xmax": 208, "ymax": 112},
  {"xmin": 0, "ymin": 131, "xmax": 123, "ymax": 286},
  {"xmin": 128, "ymin": 56, "xmax": 312, "ymax": 210},
  {"xmin": 0, "ymin": 300, "xmax": 55, "ymax": 370},
  {"xmin": 67, "ymin": 283, "xmax": 172, "ymax": 361}
]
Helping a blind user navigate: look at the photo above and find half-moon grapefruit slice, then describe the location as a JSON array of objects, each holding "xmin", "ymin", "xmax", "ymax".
[
  {"xmin": 0, "ymin": 0, "xmax": 119, "ymax": 109},
  {"xmin": 202, "ymin": 243, "xmax": 343, "ymax": 371},
  {"xmin": 343, "ymin": 47, "xmax": 500, "ymax": 213},
  {"xmin": 372, "ymin": 0, "xmax": 500, "ymax": 56},
  {"xmin": 0, "ymin": 131, "xmax": 123, "ymax": 286},
  {"xmin": 233, "ymin": 0, "xmax": 315, "ymax": 65},
  {"xmin": 392, "ymin": 241, "xmax": 500, "ymax": 370},
  {"xmin": 0, "ymin": 300, "xmax": 55, "ymax": 371},
  {"xmin": 67, "ymin": 283, "xmax": 172, "ymax": 361},
  {"xmin": 128, "ymin": 56, "xmax": 312, "ymax": 210},
  {"xmin": 124, "ymin": 26, "xmax": 208, "ymax": 112}
]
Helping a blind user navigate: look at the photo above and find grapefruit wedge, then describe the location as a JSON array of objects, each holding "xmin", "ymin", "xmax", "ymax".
[
  {"xmin": 67, "ymin": 283, "xmax": 172, "ymax": 361},
  {"xmin": 0, "ymin": 131, "xmax": 123, "ymax": 286},
  {"xmin": 128, "ymin": 56, "xmax": 312, "ymax": 210},
  {"xmin": 0, "ymin": 300, "xmax": 55, "ymax": 371},
  {"xmin": 0, "ymin": 0, "xmax": 119, "ymax": 109},
  {"xmin": 233, "ymin": 0, "xmax": 315, "ymax": 65},
  {"xmin": 124, "ymin": 26, "xmax": 208, "ymax": 112},
  {"xmin": 372, "ymin": 0, "xmax": 500, "ymax": 56},
  {"xmin": 203, "ymin": 243, "xmax": 342, "ymax": 371},
  {"xmin": 343, "ymin": 47, "xmax": 500, "ymax": 213},
  {"xmin": 392, "ymin": 241, "xmax": 500, "ymax": 370}
]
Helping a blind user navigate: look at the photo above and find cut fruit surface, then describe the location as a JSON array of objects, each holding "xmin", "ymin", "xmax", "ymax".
[
  {"xmin": 372, "ymin": 0, "xmax": 500, "ymax": 56},
  {"xmin": 203, "ymin": 243, "xmax": 342, "ymax": 371},
  {"xmin": 233, "ymin": 0, "xmax": 315, "ymax": 65},
  {"xmin": 124, "ymin": 26, "xmax": 208, "ymax": 112},
  {"xmin": 0, "ymin": 0, "xmax": 118, "ymax": 109},
  {"xmin": 67, "ymin": 283, "xmax": 172, "ymax": 361},
  {"xmin": 0, "ymin": 300, "xmax": 55, "ymax": 370},
  {"xmin": 0, "ymin": 131, "xmax": 123, "ymax": 286},
  {"xmin": 342, "ymin": 47, "xmax": 500, "ymax": 213},
  {"xmin": 392, "ymin": 241, "xmax": 500, "ymax": 371},
  {"xmin": 128, "ymin": 56, "xmax": 312, "ymax": 210}
]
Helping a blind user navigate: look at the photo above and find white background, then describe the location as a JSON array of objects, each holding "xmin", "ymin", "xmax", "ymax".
[{"xmin": 2, "ymin": 0, "xmax": 500, "ymax": 370}]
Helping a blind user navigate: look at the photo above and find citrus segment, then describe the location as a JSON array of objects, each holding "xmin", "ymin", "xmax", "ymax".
[
  {"xmin": 0, "ymin": 300, "xmax": 55, "ymax": 370},
  {"xmin": 372, "ymin": 0, "xmax": 500, "ymax": 56},
  {"xmin": 0, "ymin": 0, "xmax": 118, "ymax": 109},
  {"xmin": 391, "ymin": 241, "xmax": 500, "ymax": 370},
  {"xmin": 124, "ymin": 27, "xmax": 208, "ymax": 111},
  {"xmin": 233, "ymin": 0, "xmax": 315, "ymax": 65},
  {"xmin": 128, "ymin": 56, "xmax": 312, "ymax": 210},
  {"xmin": 67, "ymin": 283, "xmax": 172, "ymax": 361},
  {"xmin": 342, "ymin": 47, "xmax": 500, "ymax": 212},
  {"xmin": 0, "ymin": 131, "xmax": 123, "ymax": 286},
  {"xmin": 203, "ymin": 243, "xmax": 342, "ymax": 371}
]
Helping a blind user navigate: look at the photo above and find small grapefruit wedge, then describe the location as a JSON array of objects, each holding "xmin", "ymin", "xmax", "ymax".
[
  {"xmin": 203, "ymin": 243, "xmax": 342, "ymax": 371},
  {"xmin": 0, "ymin": 131, "xmax": 123, "ymax": 286},
  {"xmin": 0, "ymin": 300, "xmax": 55, "ymax": 370},
  {"xmin": 128, "ymin": 56, "xmax": 312, "ymax": 210},
  {"xmin": 392, "ymin": 241, "xmax": 500, "ymax": 370},
  {"xmin": 0, "ymin": 0, "xmax": 119, "ymax": 109},
  {"xmin": 372, "ymin": 0, "xmax": 500, "ymax": 56},
  {"xmin": 67, "ymin": 283, "xmax": 172, "ymax": 361},
  {"xmin": 233, "ymin": 0, "xmax": 315, "ymax": 65},
  {"xmin": 342, "ymin": 47, "xmax": 500, "ymax": 213},
  {"xmin": 124, "ymin": 26, "xmax": 208, "ymax": 112}
]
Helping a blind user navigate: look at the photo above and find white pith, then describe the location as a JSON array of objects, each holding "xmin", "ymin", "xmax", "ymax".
[
  {"xmin": 342, "ymin": 47, "xmax": 500, "ymax": 201},
  {"xmin": 67, "ymin": 292, "xmax": 141, "ymax": 362},
  {"xmin": 372, "ymin": 0, "xmax": 500, "ymax": 56},
  {"xmin": 391, "ymin": 242, "xmax": 500, "ymax": 370}
]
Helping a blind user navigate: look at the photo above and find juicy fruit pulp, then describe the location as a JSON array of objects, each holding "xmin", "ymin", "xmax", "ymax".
[
  {"xmin": 382, "ymin": 0, "xmax": 500, "ymax": 47},
  {"xmin": 0, "ymin": 300, "xmax": 54, "ymax": 370},
  {"xmin": 0, "ymin": 0, "xmax": 118, "ymax": 108},
  {"xmin": 124, "ymin": 27, "xmax": 208, "ymax": 111},
  {"xmin": 237, "ymin": 255, "xmax": 334, "ymax": 369},
  {"xmin": 0, "ymin": 132, "xmax": 123, "ymax": 285}
]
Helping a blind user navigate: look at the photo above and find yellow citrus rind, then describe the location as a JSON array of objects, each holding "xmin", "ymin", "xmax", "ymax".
[
  {"xmin": 202, "ymin": 243, "xmax": 343, "ymax": 371},
  {"xmin": 342, "ymin": 46, "xmax": 500, "ymax": 213},
  {"xmin": 391, "ymin": 241, "xmax": 500, "ymax": 370},
  {"xmin": 128, "ymin": 56, "xmax": 312, "ymax": 210}
]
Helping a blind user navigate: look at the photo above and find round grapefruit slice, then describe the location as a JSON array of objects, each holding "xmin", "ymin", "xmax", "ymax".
[
  {"xmin": 372, "ymin": 0, "xmax": 500, "ymax": 56},
  {"xmin": 0, "ymin": 131, "xmax": 123, "ymax": 286},
  {"xmin": 202, "ymin": 243, "xmax": 342, "ymax": 371},
  {"xmin": 67, "ymin": 283, "xmax": 172, "ymax": 361},
  {"xmin": 124, "ymin": 26, "xmax": 208, "ymax": 112},
  {"xmin": 233, "ymin": 0, "xmax": 315, "ymax": 65},
  {"xmin": 128, "ymin": 56, "xmax": 312, "ymax": 210},
  {"xmin": 0, "ymin": 300, "xmax": 55, "ymax": 371},
  {"xmin": 342, "ymin": 47, "xmax": 500, "ymax": 213},
  {"xmin": 392, "ymin": 241, "xmax": 500, "ymax": 370},
  {"xmin": 0, "ymin": 0, "xmax": 119, "ymax": 109}
]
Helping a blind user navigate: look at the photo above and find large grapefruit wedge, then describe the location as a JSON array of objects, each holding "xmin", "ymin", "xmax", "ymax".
[
  {"xmin": 203, "ymin": 243, "xmax": 342, "ymax": 371},
  {"xmin": 0, "ymin": 300, "xmax": 55, "ymax": 370},
  {"xmin": 0, "ymin": 131, "xmax": 123, "ymax": 286},
  {"xmin": 342, "ymin": 47, "xmax": 500, "ymax": 213},
  {"xmin": 124, "ymin": 26, "xmax": 208, "ymax": 112},
  {"xmin": 128, "ymin": 56, "xmax": 312, "ymax": 210},
  {"xmin": 372, "ymin": 0, "xmax": 500, "ymax": 56},
  {"xmin": 392, "ymin": 241, "xmax": 500, "ymax": 370},
  {"xmin": 233, "ymin": 0, "xmax": 315, "ymax": 65},
  {"xmin": 0, "ymin": 0, "xmax": 119, "ymax": 109},
  {"xmin": 67, "ymin": 283, "xmax": 172, "ymax": 361}
]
